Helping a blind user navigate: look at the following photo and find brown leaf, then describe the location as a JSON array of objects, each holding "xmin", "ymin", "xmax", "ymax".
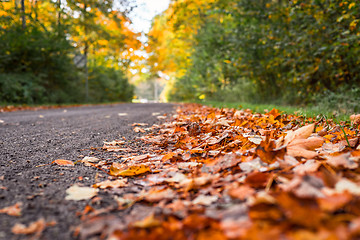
[
  {"xmin": 52, "ymin": 159, "xmax": 74, "ymax": 166},
  {"xmin": 133, "ymin": 127, "xmax": 146, "ymax": 133},
  {"xmin": 228, "ymin": 185, "xmax": 255, "ymax": 200},
  {"xmin": 326, "ymin": 153, "xmax": 358, "ymax": 169},
  {"xmin": 93, "ymin": 179, "xmax": 127, "ymax": 189},
  {"xmin": 288, "ymin": 137, "xmax": 324, "ymax": 150},
  {"xmin": 132, "ymin": 213, "xmax": 161, "ymax": 228},
  {"xmin": 11, "ymin": 218, "xmax": 55, "ymax": 237},
  {"xmin": 287, "ymin": 146, "xmax": 319, "ymax": 159},
  {"xmin": 256, "ymin": 137, "xmax": 286, "ymax": 164},
  {"xmin": 284, "ymin": 123, "xmax": 315, "ymax": 145},
  {"xmin": 350, "ymin": 114, "xmax": 360, "ymax": 125},
  {"xmin": 245, "ymin": 172, "xmax": 271, "ymax": 188},
  {"xmin": 0, "ymin": 202, "xmax": 22, "ymax": 216},
  {"xmin": 143, "ymin": 188, "xmax": 176, "ymax": 202}
]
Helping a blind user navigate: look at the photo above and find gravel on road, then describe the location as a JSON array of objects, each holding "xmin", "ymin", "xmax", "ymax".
[{"xmin": 0, "ymin": 103, "xmax": 175, "ymax": 240}]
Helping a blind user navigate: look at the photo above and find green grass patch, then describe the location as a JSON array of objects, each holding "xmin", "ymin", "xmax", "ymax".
[{"xmin": 202, "ymin": 101, "xmax": 351, "ymax": 122}]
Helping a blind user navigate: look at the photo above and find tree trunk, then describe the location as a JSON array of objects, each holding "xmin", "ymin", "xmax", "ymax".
[
  {"xmin": 20, "ymin": 0, "xmax": 25, "ymax": 29},
  {"xmin": 84, "ymin": 1, "xmax": 89, "ymax": 101},
  {"xmin": 57, "ymin": 0, "xmax": 61, "ymax": 27}
]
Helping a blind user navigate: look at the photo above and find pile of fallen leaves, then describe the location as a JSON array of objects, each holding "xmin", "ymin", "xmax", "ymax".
[{"xmin": 74, "ymin": 103, "xmax": 360, "ymax": 239}]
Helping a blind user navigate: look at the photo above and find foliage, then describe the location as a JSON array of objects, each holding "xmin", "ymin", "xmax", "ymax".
[
  {"xmin": 0, "ymin": 25, "xmax": 80, "ymax": 103},
  {"xmin": 88, "ymin": 65, "xmax": 134, "ymax": 102},
  {"xmin": 148, "ymin": 0, "xmax": 360, "ymax": 106},
  {"xmin": 0, "ymin": 0, "xmax": 137, "ymax": 104}
]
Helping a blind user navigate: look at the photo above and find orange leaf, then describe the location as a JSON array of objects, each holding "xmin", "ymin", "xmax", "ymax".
[
  {"xmin": 109, "ymin": 164, "xmax": 150, "ymax": 177},
  {"xmin": 0, "ymin": 202, "xmax": 22, "ymax": 216},
  {"xmin": 52, "ymin": 159, "xmax": 74, "ymax": 166}
]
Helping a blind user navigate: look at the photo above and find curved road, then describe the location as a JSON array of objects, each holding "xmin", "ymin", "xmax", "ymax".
[{"xmin": 0, "ymin": 103, "xmax": 174, "ymax": 240}]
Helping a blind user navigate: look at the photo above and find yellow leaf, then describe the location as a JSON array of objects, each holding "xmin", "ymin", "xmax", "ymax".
[
  {"xmin": 132, "ymin": 213, "xmax": 161, "ymax": 228},
  {"xmin": 110, "ymin": 164, "xmax": 151, "ymax": 177}
]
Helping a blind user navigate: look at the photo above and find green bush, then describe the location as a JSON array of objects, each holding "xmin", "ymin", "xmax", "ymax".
[
  {"xmin": 0, "ymin": 25, "xmax": 83, "ymax": 104},
  {"xmin": 89, "ymin": 65, "xmax": 134, "ymax": 102},
  {"xmin": 0, "ymin": 73, "xmax": 45, "ymax": 104}
]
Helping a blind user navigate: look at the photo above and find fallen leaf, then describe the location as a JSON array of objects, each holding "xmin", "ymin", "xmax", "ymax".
[
  {"xmin": 192, "ymin": 195, "xmax": 218, "ymax": 205},
  {"xmin": 228, "ymin": 185, "xmax": 255, "ymax": 200},
  {"xmin": 65, "ymin": 184, "xmax": 98, "ymax": 201},
  {"xmin": 132, "ymin": 213, "xmax": 161, "ymax": 228},
  {"xmin": 93, "ymin": 179, "xmax": 127, "ymax": 189},
  {"xmin": 351, "ymin": 114, "xmax": 360, "ymax": 125},
  {"xmin": 293, "ymin": 160, "xmax": 321, "ymax": 175},
  {"xmin": 81, "ymin": 156, "xmax": 100, "ymax": 163},
  {"xmin": 132, "ymin": 123, "xmax": 148, "ymax": 126},
  {"xmin": 103, "ymin": 140, "xmax": 125, "ymax": 146},
  {"xmin": 256, "ymin": 137, "xmax": 286, "ymax": 164},
  {"xmin": 133, "ymin": 127, "xmax": 146, "ymax": 133},
  {"xmin": 52, "ymin": 159, "xmax": 74, "ymax": 166},
  {"xmin": 335, "ymin": 178, "xmax": 360, "ymax": 195},
  {"xmin": 284, "ymin": 123, "xmax": 315, "ymax": 145},
  {"xmin": 326, "ymin": 153, "xmax": 358, "ymax": 169},
  {"xmin": 109, "ymin": 164, "xmax": 151, "ymax": 177},
  {"xmin": 143, "ymin": 188, "xmax": 176, "ymax": 202},
  {"xmin": 0, "ymin": 202, "xmax": 22, "ymax": 216},
  {"xmin": 11, "ymin": 218, "xmax": 55, "ymax": 238}
]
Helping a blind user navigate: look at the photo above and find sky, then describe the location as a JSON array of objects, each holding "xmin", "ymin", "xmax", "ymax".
[{"xmin": 130, "ymin": 0, "xmax": 171, "ymax": 33}]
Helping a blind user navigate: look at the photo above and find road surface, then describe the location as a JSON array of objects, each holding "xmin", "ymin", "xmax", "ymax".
[{"xmin": 0, "ymin": 103, "xmax": 174, "ymax": 240}]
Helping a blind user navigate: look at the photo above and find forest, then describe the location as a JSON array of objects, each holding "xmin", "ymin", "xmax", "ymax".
[
  {"xmin": 147, "ymin": 0, "xmax": 360, "ymax": 113},
  {"xmin": 0, "ymin": 0, "xmax": 137, "ymax": 104},
  {"xmin": 1, "ymin": 0, "xmax": 360, "ymax": 113}
]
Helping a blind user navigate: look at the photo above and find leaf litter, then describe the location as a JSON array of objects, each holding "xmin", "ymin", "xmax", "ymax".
[{"xmin": 75, "ymin": 104, "xmax": 360, "ymax": 239}]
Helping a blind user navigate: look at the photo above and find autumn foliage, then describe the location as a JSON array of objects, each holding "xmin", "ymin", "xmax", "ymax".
[
  {"xmin": 148, "ymin": 0, "xmax": 360, "ymax": 106},
  {"xmin": 75, "ymin": 104, "xmax": 360, "ymax": 239}
]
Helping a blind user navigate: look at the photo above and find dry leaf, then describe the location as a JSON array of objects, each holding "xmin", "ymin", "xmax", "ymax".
[
  {"xmin": 335, "ymin": 178, "xmax": 360, "ymax": 195},
  {"xmin": 65, "ymin": 184, "xmax": 98, "ymax": 201},
  {"xmin": 11, "ymin": 218, "xmax": 55, "ymax": 238},
  {"xmin": 284, "ymin": 124, "xmax": 315, "ymax": 145},
  {"xmin": 350, "ymin": 114, "xmax": 360, "ymax": 125},
  {"xmin": 192, "ymin": 195, "xmax": 218, "ymax": 205},
  {"xmin": 0, "ymin": 202, "xmax": 22, "ymax": 216},
  {"xmin": 52, "ymin": 159, "xmax": 74, "ymax": 166},
  {"xmin": 133, "ymin": 127, "xmax": 146, "ymax": 133},
  {"xmin": 93, "ymin": 179, "xmax": 127, "ymax": 189},
  {"xmin": 326, "ymin": 153, "xmax": 358, "ymax": 169},
  {"xmin": 109, "ymin": 164, "xmax": 151, "ymax": 177},
  {"xmin": 81, "ymin": 156, "xmax": 100, "ymax": 163},
  {"xmin": 132, "ymin": 213, "xmax": 161, "ymax": 228}
]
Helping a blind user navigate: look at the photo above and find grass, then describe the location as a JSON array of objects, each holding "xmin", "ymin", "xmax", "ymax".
[{"xmin": 201, "ymin": 100, "xmax": 351, "ymax": 122}]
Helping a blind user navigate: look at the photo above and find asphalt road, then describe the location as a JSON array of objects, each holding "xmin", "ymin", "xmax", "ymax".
[{"xmin": 0, "ymin": 103, "xmax": 175, "ymax": 240}]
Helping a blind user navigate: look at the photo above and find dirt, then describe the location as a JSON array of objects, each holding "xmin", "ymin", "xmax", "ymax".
[{"xmin": 0, "ymin": 103, "xmax": 175, "ymax": 240}]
